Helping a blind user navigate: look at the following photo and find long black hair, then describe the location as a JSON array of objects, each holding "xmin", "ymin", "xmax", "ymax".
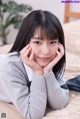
[{"xmin": 9, "ymin": 10, "xmax": 66, "ymax": 79}]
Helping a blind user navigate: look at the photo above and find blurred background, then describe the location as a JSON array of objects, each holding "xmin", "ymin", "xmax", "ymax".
[{"xmin": 0, "ymin": 0, "xmax": 80, "ymax": 45}]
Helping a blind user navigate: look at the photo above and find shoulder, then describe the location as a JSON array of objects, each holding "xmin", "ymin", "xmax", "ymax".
[
  {"xmin": 0, "ymin": 52, "xmax": 28, "ymax": 85},
  {"xmin": 0, "ymin": 52, "xmax": 22, "ymax": 71},
  {"xmin": 0, "ymin": 52, "xmax": 21, "ymax": 62}
]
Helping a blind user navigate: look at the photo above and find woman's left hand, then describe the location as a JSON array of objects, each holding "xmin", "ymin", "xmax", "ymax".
[{"xmin": 43, "ymin": 43, "xmax": 65, "ymax": 74}]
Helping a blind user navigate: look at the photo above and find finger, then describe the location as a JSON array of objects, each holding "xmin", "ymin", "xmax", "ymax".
[
  {"xmin": 48, "ymin": 54, "xmax": 61, "ymax": 68},
  {"xmin": 20, "ymin": 48, "xmax": 32, "ymax": 64},
  {"xmin": 58, "ymin": 43, "xmax": 64, "ymax": 48},
  {"xmin": 20, "ymin": 44, "xmax": 30, "ymax": 54},
  {"xmin": 23, "ymin": 47, "xmax": 32, "ymax": 58},
  {"xmin": 58, "ymin": 44, "xmax": 64, "ymax": 55},
  {"xmin": 29, "ymin": 51, "xmax": 34, "ymax": 60},
  {"xmin": 21, "ymin": 47, "xmax": 32, "ymax": 58},
  {"xmin": 56, "ymin": 50, "xmax": 60, "ymax": 56}
]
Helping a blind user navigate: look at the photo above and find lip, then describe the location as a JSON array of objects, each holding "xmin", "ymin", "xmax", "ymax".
[{"xmin": 38, "ymin": 57, "xmax": 50, "ymax": 61}]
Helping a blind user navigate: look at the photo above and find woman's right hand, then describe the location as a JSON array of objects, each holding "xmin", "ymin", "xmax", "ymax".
[{"xmin": 20, "ymin": 44, "xmax": 43, "ymax": 75}]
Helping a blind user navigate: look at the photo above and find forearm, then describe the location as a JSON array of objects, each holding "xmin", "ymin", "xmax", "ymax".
[
  {"xmin": 28, "ymin": 73, "xmax": 47, "ymax": 119},
  {"xmin": 45, "ymin": 71, "xmax": 69, "ymax": 110},
  {"xmin": 16, "ymin": 73, "xmax": 47, "ymax": 119}
]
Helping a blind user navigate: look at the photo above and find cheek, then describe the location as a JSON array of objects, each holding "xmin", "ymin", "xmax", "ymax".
[
  {"xmin": 51, "ymin": 45, "xmax": 58, "ymax": 57},
  {"xmin": 30, "ymin": 44, "xmax": 39, "ymax": 56},
  {"xmin": 30, "ymin": 44, "xmax": 36, "ymax": 51}
]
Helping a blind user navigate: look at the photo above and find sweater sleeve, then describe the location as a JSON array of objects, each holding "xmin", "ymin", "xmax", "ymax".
[
  {"xmin": 0, "ymin": 65, "xmax": 47, "ymax": 119},
  {"xmin": 44, "ymin": 71, "xmax": 69, "ymax": 110}
]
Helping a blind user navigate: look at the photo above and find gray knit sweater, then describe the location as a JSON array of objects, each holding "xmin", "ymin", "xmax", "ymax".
[{"xmin": 0, "ymin": 52, "xmax": 69, "ymax": 119}]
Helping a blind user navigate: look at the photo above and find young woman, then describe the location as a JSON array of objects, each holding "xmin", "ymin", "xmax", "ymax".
[{"xmin": 0, "ymin": 10, "xmax": 69, "ymax": 119}]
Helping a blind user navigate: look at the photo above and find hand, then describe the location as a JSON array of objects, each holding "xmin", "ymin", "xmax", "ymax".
[
  {"xmin": 20, "ymin": 44, "xmax": 43, "ymax": 75},
  {"xmin": 43, "ymin": 43, "xmax": 65, "ymax": 74}
]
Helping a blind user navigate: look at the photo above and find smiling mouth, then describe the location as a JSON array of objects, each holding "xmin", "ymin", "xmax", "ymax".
[{"xmin": 38, "ymin": 57, "xmax": 50, "ymax": 61}]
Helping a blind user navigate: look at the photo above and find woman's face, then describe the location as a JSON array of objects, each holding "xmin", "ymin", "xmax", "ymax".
[{"xmin": 29, "ymin": 29, "xmax": 59, "ymax": 67}]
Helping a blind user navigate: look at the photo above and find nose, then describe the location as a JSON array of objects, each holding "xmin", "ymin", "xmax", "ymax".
[{"xmin": 42, "ymin": 44, "xmax": 50, "ymax": 55}]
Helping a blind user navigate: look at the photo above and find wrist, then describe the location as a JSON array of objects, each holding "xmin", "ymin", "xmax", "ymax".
[
  {"xmin": 44, "ymin": 70, "xmax": 49, "ymax": 75},
  {"xmin": 43, "ymin": 69, "xmax": 52, "ymax": 75}
]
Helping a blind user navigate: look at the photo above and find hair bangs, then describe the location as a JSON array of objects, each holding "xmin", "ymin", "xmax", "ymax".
[{"xmin": 38, "ymin": 23, "xmax": 59, "ymax": 40}]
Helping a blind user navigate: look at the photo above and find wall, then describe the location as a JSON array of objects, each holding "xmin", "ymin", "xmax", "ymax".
[
  {"xmin": 16, "ymin": 0, "xmax": 65, "ymax": 24},
  {"xmin": 7, "ymin": 0, "xmax": 65, "ymax": 44},
  {"xmin": 0, "ymin": 0, "xmax": 80, "ymax": 44}
]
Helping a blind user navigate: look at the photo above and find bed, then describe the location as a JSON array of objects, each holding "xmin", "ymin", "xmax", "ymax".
[{"xmin": 0, "ymin": 20, "xmax": 80, "ymax": 119}]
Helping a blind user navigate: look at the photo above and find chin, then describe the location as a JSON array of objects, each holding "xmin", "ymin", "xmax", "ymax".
[
  {"xmin": 36, "ymin": 58, "xmax": 51, "ymax": 67},
  {"xmin": 38, "ymin": 62, "xmax": 49, "ymax": 67}
]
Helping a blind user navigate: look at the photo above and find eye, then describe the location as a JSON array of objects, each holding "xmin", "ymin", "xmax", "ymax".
[
  {"xmin": 50, "ymin": 40, "xmax": 58, "ymax": 45},
  {"xmin": 34, "ymin": 41, "xmax": 41, "ymax": 45}
]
